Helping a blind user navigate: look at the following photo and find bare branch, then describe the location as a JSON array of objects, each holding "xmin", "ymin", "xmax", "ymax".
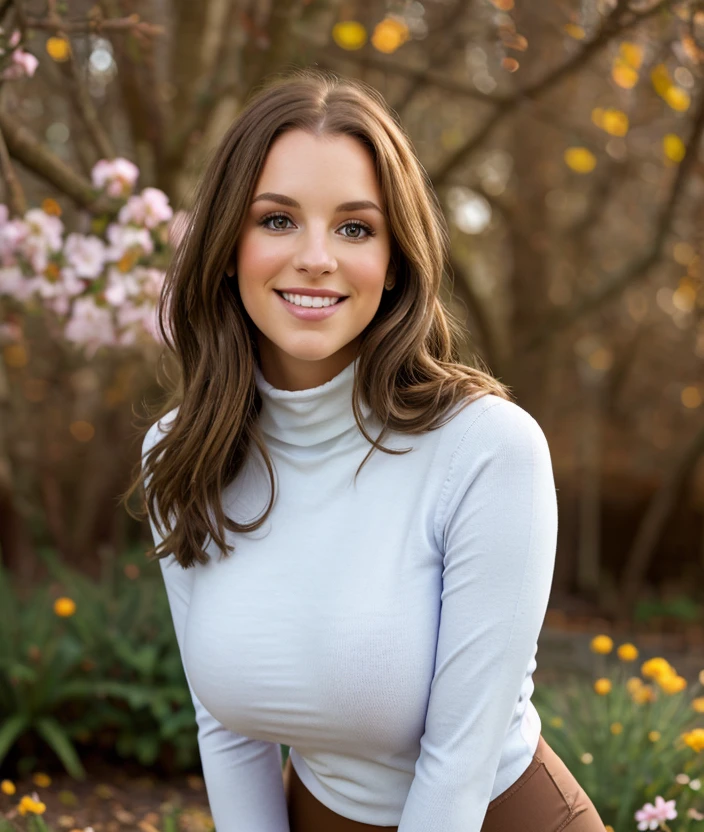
[
  {"xmin": 24, "ymin": 13, "xmax": 163, "ymax": 37},
  {"xmin": 0, "ymin": 122, "xmax": 26, "ymax": 215},
  {"xmin": 164, "ymin": 1, "xmax": 243, "ymax": 172},
  {"xmin": 0, "ymin": 110, "xmax": 121, "ymax": 213},
  {"xmin": 620, "ymin": 419, "xmax": 704, "ymax": 612},
  {"xmin": 521, "ymin": 81, "xmax": 704, "ymax": 352},
  {"xmin": 430, "ymin": 0, "xmax": 672, "ymax": 185},
  {"xmin": 60, "ymin": 36, "xmax": 116, "ymax": 161},
  {"xmin": 312, "ymin": 44, "xmax": 497, "ymax": 105}
]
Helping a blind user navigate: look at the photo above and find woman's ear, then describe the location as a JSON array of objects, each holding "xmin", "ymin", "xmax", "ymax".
[{"xmin": 224, "ymin": 258, "xmax": 235, "ymax": 278}]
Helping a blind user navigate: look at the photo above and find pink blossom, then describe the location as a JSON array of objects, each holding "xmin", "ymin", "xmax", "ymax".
[
  {"xmin": 134, "ymin": 266, "xmax": 165, "ymax": 301},
  {"xmin": 635, "ymin": 796, "xmax": 677, "ymax": 830},
  {"xmin": 9, "ymin": 30, "xmax": 21, "ymax": 49},
  {"xmin": 0, "ymin": 266, "xmax": 28, "ymax": 299},
  {"xmin": 3, "ymin": 48, "xmax": 39, "ymax": 80},
  {"xmin": 63, "ymin": 233, "xmax": 107, "ymax": 279},
  {"xmin": 104, "ymin": 266, "xmax": 140, "ymax": 306},
  {"xmin": 0, "ymin": 320, "xmax": 22, "ymax": 342},
  {"xmin": 64, "ymin": 296, "xmax": 116, "ymax": 358},
  {"xmin": 91, "ymin": 157, "xmax": 139, "ymax": 198},
  {"xmin": 24, "ymin": 209, "xmax": 63, "ymax": 250},
  {"xmin": 118, "ymin": 187, "xmax": 172, "ymax": 229},
  {"xmin": 22, "ymin": 237, "xmax": 51, "ymax": 274},
  {"xmin": 0, "ymin": 218, "xmax": 29, "ymax": 266},
  {"xmin": 105, "ymin": 223, "xmax": 154, "ymax": 260}
]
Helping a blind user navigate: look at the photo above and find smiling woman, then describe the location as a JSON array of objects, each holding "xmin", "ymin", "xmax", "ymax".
[
  {"xmin": 126, "ymin": 68, "xmax": 605, "ymax": 832},
  {"xmin": 232, "ymin": 129, "xmax": 392, "ymax": 390}
]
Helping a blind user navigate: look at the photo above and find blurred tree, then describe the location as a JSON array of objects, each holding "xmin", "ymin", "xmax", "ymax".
[{"xmin": 1, "ymin": 0, "xmax": 703, "ymax": 619}]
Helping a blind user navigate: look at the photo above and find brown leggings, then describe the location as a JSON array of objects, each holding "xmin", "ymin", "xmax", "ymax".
[{"xmin": 283, "ymin": 735, "xmax": 606, "ymax": 831}]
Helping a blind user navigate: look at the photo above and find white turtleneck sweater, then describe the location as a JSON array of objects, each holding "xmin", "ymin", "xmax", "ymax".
[{"xmin": 142, "ymin": 356, "xmax": 558, "ymax": 832}]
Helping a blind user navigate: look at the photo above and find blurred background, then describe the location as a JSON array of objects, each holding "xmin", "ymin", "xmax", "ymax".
[{"xmin": 1, "ymin": 1, "xmax": 704, "ymax": 830}]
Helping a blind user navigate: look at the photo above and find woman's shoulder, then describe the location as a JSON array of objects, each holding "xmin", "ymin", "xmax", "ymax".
[{"xmin": 440, "ymin": 392, "xmax": 550, "ymax": 460}]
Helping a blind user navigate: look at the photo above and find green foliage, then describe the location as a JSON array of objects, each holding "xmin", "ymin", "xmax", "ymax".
[
  {"xmin": 0, "ymin": 550, "xmax": 199, "ymax": 781},
  {"xmin": 633, "ymin": 595, "xmax": 702, "ymax": 624},
  {"xmin": 533, "ymin": 653, "xmax": 704, "ymax": 832}
]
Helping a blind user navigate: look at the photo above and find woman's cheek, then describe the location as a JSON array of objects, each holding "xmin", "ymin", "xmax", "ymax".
[{"xmin": 238, "ymin": 232, "xmax": 286, "ymax": 279}]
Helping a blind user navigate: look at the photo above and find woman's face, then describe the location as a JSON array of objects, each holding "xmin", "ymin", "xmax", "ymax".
[{"xmin": 234, "ymin": 128, "xmax": 392, "ymax": 391}]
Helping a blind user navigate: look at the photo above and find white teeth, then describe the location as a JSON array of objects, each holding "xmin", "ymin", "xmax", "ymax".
[{"xmin": 281, "ymin": 292, "xmax": 341, "ymax": 308}]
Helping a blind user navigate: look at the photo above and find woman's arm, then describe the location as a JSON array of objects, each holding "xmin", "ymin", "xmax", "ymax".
[
  {"xmin": 397, "ymin": 399, "xmax": 558, "ymax": 832},
  {"xmin": 143, "ymin": 418, "xmax": 290, "ymax": 832}
]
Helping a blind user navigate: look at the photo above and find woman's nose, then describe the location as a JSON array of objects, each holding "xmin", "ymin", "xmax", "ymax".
[{"xmin": 292, "ymin": 227, "xmax": 338, "ymax": 275}]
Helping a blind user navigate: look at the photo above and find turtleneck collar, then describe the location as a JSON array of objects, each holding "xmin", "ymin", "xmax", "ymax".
[{"xmin": 253, "ymin": 355, "xmax": 371, "ymax": 447}]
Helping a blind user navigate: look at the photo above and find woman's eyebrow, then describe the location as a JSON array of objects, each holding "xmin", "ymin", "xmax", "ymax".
[{"xmin": 251, "ymin": 192, "xmax": 383, "ymax": 214}]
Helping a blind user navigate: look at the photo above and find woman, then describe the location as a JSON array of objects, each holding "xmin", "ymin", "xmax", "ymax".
[{"xmin": 132, "ymin": 68, "xmax": 605, "ymax": 831}]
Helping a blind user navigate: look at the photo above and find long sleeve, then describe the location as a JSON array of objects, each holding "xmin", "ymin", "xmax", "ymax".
[
  {"xmin": 397, "ymin": 401, "xmax": 558, "ymax": 832},
  {"xmin": 142, "ymin": 418, "xmax": 290, "ymax": 832}
]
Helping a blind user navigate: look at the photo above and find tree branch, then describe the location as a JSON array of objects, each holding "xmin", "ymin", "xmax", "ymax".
[
  {"xmin": 620, "ymin": 419, "xmax": 704, "ymax": 612},
  {"xmin": 0, "ymin": 121, "xmax": 26, "ymax": 215},
  {"xmin": 164, "ymin": 1, "xmax": 243, "ymax": 172},
  {"xmin": 521, "ymin": 80, "xmax": 704, "ymax": 352},
  {"xmin": 24, "ymin": 13, "xmax": 163, "ymax": 37},
  {"xmin": 60, "ymin": 34, "xmax": 116, "ymax": 161},
  {"xmin": 430, "ymin": 0, "xmax": 671, "ymax": 186},
  {"xmin": 0, "ymin": 110, "xmax": 121, "ymax": 213}
]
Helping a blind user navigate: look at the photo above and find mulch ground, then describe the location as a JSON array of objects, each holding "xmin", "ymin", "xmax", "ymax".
[{"xmin": 1, "ymin": 760, "xmax": 215, "ymax": 832}]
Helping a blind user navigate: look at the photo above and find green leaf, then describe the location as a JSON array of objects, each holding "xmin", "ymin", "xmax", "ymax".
[
  {"xmin": 34, "ymin": 716, "xmax": 86, "ymax": 780},
  {"xmin": 0, "ymin": 713, "xmax": 29, "ymax": 763}
]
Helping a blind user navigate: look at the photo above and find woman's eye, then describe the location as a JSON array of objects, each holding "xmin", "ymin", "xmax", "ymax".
[
  {"xmin": 258, "ymin": 214, "xmax": 374, "ymax": 240},
  {"xmin": 260, "ymin": 214, "xmax": 292, "ymax": 230},
  {"xmin": 340, "ymin": 222, "xmax": 373, "ymax": 240}
]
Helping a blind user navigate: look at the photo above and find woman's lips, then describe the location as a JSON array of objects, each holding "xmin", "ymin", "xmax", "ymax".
[{"xmin": 275, "ymin": 291, "xmax": 348, "ymax": 321}]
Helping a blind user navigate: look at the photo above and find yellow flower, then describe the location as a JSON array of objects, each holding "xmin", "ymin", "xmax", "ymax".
[
  {"xmin": 648, "ymin": 730, "xmax": 661, "ymax": 743},
  {"xmin": 658, "ymin": 674, "xmax": 687, "ymax": 695},
  {"xmin": 641, "ymin": 657, "xmax": 673, "ymax": 680},
  {"xmin": 626, "ymin": 676, "xmax": 643, "ymax": 694},
  {"xmin": 605, "ymin": 826, "xmax": 615, "ymax": 832},
  {"xmin": 331, "ymin": 21, "xmax": 367, "ymax": 51},
  {"xmin": 692, "ymin": 697, "xmax": 704, "ymax": 713},
  {"xmin": 1, "ymin": 779, "xmax": 16, "ymax": 795},
  {"xmin": 651, "ymin": 63, "xmax": 672, "ymax": 97},
  {"xmin": 564, "ymin": 147, "xmax": 596, "ymax": 174},
  {"xmin": 594, "ymin": 678, "xmax": 612, "ymax": 695},
  {"xmin": 371, "ymin": 17, "xmax": 409, "ymax": 54},
  {"xmin": 617, "ymin": 643, "xmax": 639, "ymax": 661},
  {"xmin": 32, "ymin": 772, "xmax": 51, "ymax": 787},
  {"xmin": 53, "ymin": 597, "xmax": 76, "ymax": 617},
  {"xmin": 610, "ymin": 722, "xmax": 623, "ymax": 735},
  {"xmin": 632, "ymin": 684, "xmax": 656, "ymax": 704},
  {"xmin": 46, "ymin": 36, "xmax": 71, "ymax": 61},
  {"xmin": 612, "ymin": 59, "xmax": 638, "ymax": 89},
  {"xmin": 663, "ymin": 134, "xmax": 685, "ymax": 163},
  {"xmin": 18, "ymin": 794, "xmax": 47, "ymax": 815},
  {"xmin": 601, "ymin": 109, "xmax": 629, "ymax": 137},
  {"xmin": 581, "ymin": 752, "xmax": 593, "ymax": 764},
  {"xmin": 563, "ymin": 23, "xmax": 585, "ymax": 40},
  {"xmin": 41, "ymin": 198, "xmax": 62, "ymax": 217},
  {"xmin": 620, "ymin": 42, "xmax": 643, "ymax": 70},
  {"xmin": 666, "ymin": 86, "xmax": 690, "ymax": 111},
  {"xmin": 590, "ymin": 635, "xmax": 614, "ymax": 655},
  {"xmin": 682, "ymin": 728, "xmax": 704, "ymax": 753},
  {"xmin": 549, "ymin": 716, "xmax": 564, "ymax": 728}
]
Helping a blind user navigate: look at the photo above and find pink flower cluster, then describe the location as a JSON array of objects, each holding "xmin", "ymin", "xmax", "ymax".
[
  {"xmin": 0, "ymin": 157, "xmax": 189, "ymax": 358},
  {"xmin": 635, "ymin": 795, "xmax": 677, "ymax": 830},
  {"xmin": 0, "ymin": 29, "xmax": 38, "ymax": 80}
]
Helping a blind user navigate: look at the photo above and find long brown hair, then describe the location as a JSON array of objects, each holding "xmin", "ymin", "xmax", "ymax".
[{"xmin": 122, "ymin": 67, "xmax": 512, "ymax": 570}]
